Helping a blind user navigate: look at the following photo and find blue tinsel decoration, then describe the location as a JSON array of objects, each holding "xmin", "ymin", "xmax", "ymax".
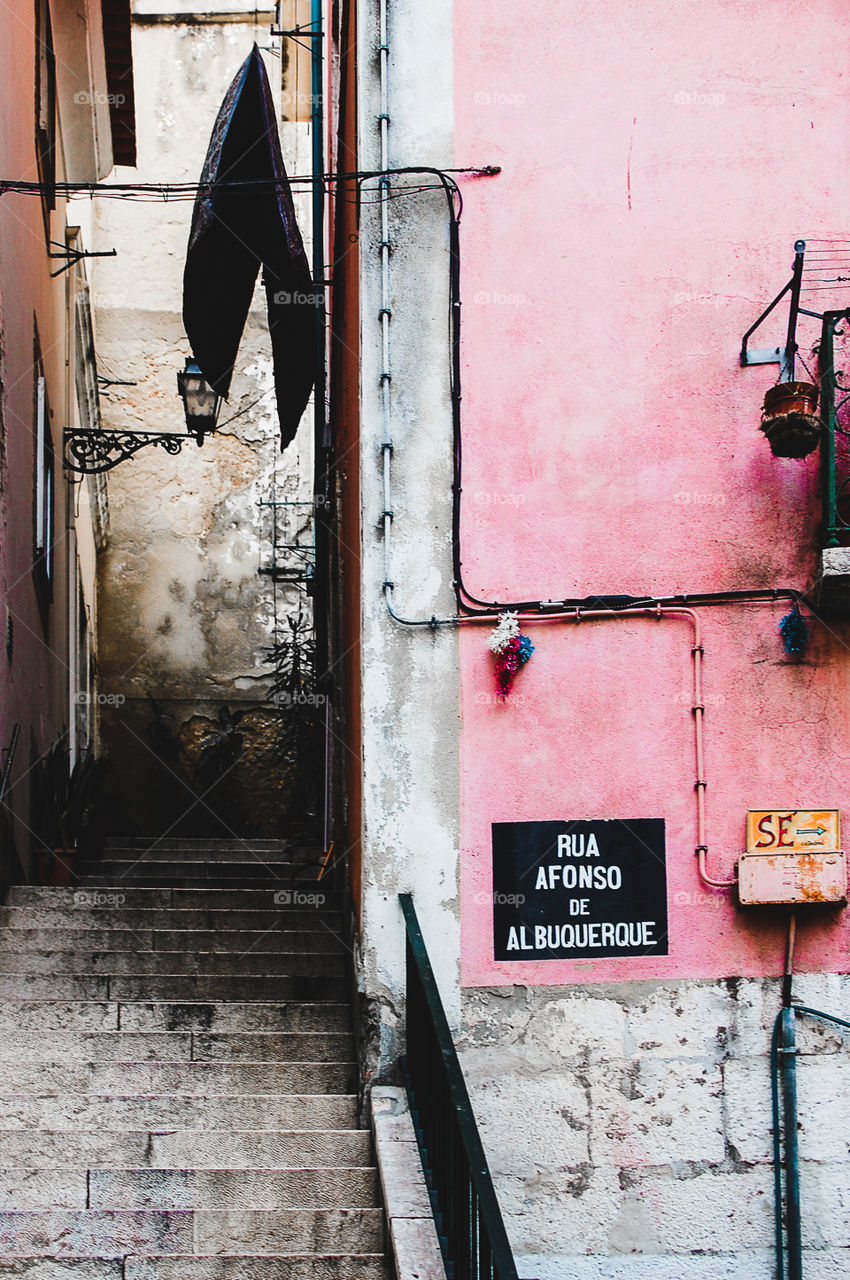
[
  {"xmin": 779, "ymin": 603, "xmax": 809, "ymax": 656},
  {"xmin": 518, "ymin": 635, "xmax": 535, "ymax": 664}
]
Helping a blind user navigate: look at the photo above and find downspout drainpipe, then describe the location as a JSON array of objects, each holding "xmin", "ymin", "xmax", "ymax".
[
  {"xmin": 311, "ymin": 0, "xmax": 326, "ymax": 451},
  {"xmin": 378, "ymin": 0, "xmax": 393, "ymax": 596},
  {"xmin": 780, "ymin": 913, "xmax": 802, "ymax": 1280}
]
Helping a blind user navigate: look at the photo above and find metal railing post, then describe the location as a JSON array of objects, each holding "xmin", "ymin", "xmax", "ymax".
[
  {"xmin": 399, "ymin": 893, "xmax": 520, "ymax": 1280},
  {"xmin": 819, "ymin": 312, "xmax": 841, "ymax": 548}
]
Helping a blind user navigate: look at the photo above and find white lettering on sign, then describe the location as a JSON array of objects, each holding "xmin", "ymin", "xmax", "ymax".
[
  {"xmin": 521, "ymin": 921, "xmax": 656, "ymax": 950},
  {"xmin": 557, "ymin": 833, "xmax": 600, "ymax": 857},
  {"xmin": 493, "ymin": 818, "xmax": 668, "ymax": 961},
  {"xmin": 534, "ymin": 864, "xmax": 622, "ymax": 891}
]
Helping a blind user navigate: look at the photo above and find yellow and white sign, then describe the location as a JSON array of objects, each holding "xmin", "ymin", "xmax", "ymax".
[{"xmin": 746, "ymin": 809, "xmax": 840, "ymax": 853}]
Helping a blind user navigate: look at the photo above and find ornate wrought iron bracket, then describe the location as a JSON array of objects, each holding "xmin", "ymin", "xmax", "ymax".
[{"xmin": 63, "ymin": 427, "xmax": 208, "ymax": 474}]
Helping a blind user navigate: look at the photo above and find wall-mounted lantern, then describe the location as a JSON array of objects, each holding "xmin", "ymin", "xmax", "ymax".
[
  {"xmin": 64, "ymin": 357, "xmax": 222, "ymax": 474},
  {"xmin": 177, "ymin": 359, "xmax": 222, "ymax": 444}
]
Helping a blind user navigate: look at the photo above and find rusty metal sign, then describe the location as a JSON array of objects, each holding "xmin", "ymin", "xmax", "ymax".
[
  {"xmin": 745, "ymin": 809, "xmax": 840, "ymax": 853},
  {"xmin": 738, "ymin": 850, "xmax": 847, "ymax": 906}
]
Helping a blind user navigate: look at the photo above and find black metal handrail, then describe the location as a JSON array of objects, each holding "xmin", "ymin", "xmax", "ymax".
[
  {"xmin": 399, "ymin": 892, "xmax": 520, "ymax": 1280},
  {"xmin": 0, "ymin": 724, "xmax": 20, "ymax": 810}
]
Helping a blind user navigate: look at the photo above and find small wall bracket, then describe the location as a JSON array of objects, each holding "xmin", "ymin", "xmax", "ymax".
[
  {"xmin": 48, "ymin": 241, "xmax": 116, "ymax": 279},
  {"xmin": 740, "ymin": 240, "xmax": 807, "ymax": 382}
]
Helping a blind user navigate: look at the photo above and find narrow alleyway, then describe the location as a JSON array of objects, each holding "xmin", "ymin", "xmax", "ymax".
[{"xmin": 0, "ymin": 838, "xmax": 389, "ymax": 1277}]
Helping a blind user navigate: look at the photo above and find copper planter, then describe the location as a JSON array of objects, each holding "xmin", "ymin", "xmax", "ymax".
[{"xmin": 760, "ymin": 381, "xmax": 821, "ymax": 459}]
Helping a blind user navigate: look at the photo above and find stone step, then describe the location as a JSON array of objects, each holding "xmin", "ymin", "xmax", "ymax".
[
  {"xmin": 0, "ymin": 1002, "xmax": 349, "ymax": 1034},
  {"xmin": 0, "ymin": 1061, "xmax": 356, "ymax": 1096},
  {"xmin": 0, "ymin": 1167, "xmax": 379, "ymax": 1211},
  {"xmin": 0, "ymin": 1031, "xmax": 352, "ymax": 1063},
  {"xmin": 125, "ymin": 1258, "xmax": 391, "ymax": 1280},
  {"xmin": 0, "ymin": 1170, "xmax": 87, "ymax": 1210},
  {"xmin": 4, "ymin": 889, "xmax": 341, "ymax": 913},
  {"xmin": 73, "ymin": 862, "xmax": 321, "ymax": 881},
  {"xmin": 0, "ymin": 951, "xmax": 345, "ymax": 978},
  {"xmin": 103, "ymin": 839, "xmax": 299, "ymax": 852},
  {"xmin": 0, "ymin": 1261, "xmax": 123, "ymax": 1279},
  {"xmin": 0, "ymin": 1130, "xmax": 373, "ymax": 1169},
  {"xmin": 0, "ymin": 1207, "xmax": 384, "ymax": 1255},
  {"xmin": 87, "ymin": 1167, "xmax": 380, "ymax": 1210},
  {"xmin": 120, "ymin": 1003, "xmax": 350, "ymax": 1034},
  {"xmin": 0, "ymin": 1094, "xmax": 358, "ymax": 1131},
  {"xmin": 114, "ymin": 977, "xmax": 347, "ymax": 1004},
  {"xmin": 0, "ymin": 909, "xmax": 342, "ymax": 931},
  {"xmin": 0, "ymin": 930, "xmax": 343, "ymax": 953},
  {"xmin": 70, "ymin": 879, "xmax": 330, "ymax": 892},
  {"xmin": 0, "ymin": 976, "xmax": 348, "ymax": 1003},
  {"xmin": 0, "ymin": 977, "xmax": 112, "ymax": 1001},
  {"xmin": 0, "ymin": 1261, "xmax": 390, "ymax": 1280}
]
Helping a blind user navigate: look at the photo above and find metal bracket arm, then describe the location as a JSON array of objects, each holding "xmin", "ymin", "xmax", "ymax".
[
  {"xmin": 63, "ymin": 427, "xmax": 209, "ymax": 474},
  {"xmin": 740, "ymin": 240, "xmax": 806, "ymax": 382},
  {"xmin": 48, "ymin": 242, "xmax": 117, "ymax": 279}
]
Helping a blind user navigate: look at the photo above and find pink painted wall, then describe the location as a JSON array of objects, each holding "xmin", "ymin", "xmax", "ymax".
[
  {"xmin": 0, "ymin": 2, "xmax": 81, "ymax": 876},
  {"xmin": 455, "ymin": 0, "xmax": 850, "ymax": 984}
]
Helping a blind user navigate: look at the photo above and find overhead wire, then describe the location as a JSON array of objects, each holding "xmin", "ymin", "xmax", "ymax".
[{"xmin": 0, "ymin": 168, "xmax": 497, "ymax": 202}]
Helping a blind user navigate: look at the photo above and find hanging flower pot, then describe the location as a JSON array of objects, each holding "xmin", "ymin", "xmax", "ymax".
[{"xmin": 760, "ymin": 381, "xmax": 821, "ymax": 459}]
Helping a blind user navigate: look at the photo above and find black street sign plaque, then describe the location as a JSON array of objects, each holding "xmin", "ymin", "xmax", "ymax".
[{"xmin": 492, "ymin": 819, "xmax": 668, "ymax": 961}]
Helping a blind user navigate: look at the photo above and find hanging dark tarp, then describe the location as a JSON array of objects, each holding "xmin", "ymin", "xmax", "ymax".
[{"xmin": 183, "ymin": 45, "xmax": 317, "ymax": 451}]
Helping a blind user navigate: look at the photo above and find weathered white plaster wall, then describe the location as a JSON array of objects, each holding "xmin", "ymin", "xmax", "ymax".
[
  {"xmin": 91, "ymin": 9, "xmax": 317, "ymax": 834},
  {"xmin": 354, "ymin": 0, "xmax": 462, "ymax": 1066}
]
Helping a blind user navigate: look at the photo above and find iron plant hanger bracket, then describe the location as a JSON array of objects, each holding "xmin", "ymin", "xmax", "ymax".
[{"xmin": 740, "ymin": 240, "xmax": 821, "ymax": 382}]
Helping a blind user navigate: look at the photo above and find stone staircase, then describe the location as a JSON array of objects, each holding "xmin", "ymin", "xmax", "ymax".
[{"xmin": 0, "ymin": 837, "xmax": 390, "ymax": 1278}]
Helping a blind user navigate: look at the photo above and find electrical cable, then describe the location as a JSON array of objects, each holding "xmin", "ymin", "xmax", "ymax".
[
  {"xmin": 351, "ymin": 162, "xmax": 819, "ymax": 623},
  {"xmin": 0, "ymin": 168, "xmax": 498, "ymax": 201},
  {"xmin": 5, "ymin": 163, "xmax": 810, "ymax": 620}
]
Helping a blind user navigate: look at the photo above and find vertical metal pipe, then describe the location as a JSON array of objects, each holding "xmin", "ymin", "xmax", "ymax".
[
  {"xmin": 819, "ymin": 313, "xmax": 840, "ymax": 549},
  {"xmin": 378, "ymin": 0, "xmax": 394, "ymax": 593},
  {"xmin": 780, "ymin": 241, "xmax": 806, "ymax": 383},
  {"xmin": 781, "ymin": 1006, "xmax": 803, "ymax": 1280},
  {"xmin": 311, "ymin": 0, "xmax": 326, "ymax": 449}
]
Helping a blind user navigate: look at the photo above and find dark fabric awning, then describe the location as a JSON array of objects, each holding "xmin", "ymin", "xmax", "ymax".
[
  {"xmin": 183, "ymin": 45, "xmax": 316, "ymax": 451},
  {"xmin": 101, "ymin": 0, "xmax": 136, "ymax": 166}
]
